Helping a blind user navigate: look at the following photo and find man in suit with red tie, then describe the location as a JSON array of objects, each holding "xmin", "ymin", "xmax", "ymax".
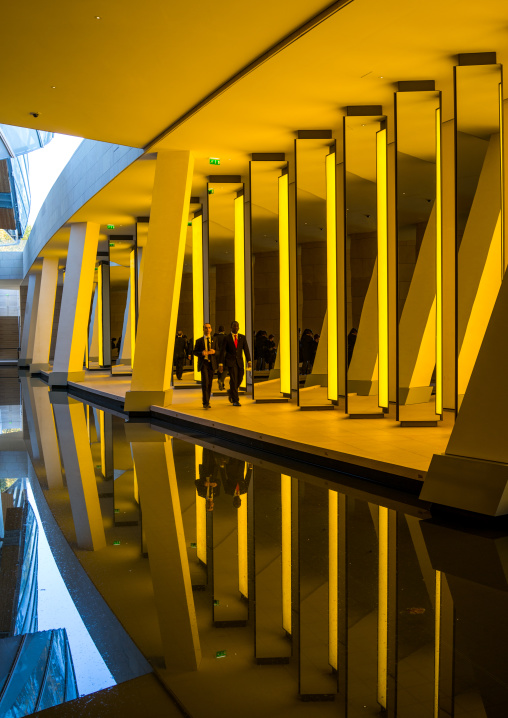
[
  {"xmin": 193, "ymin": 323, "xmax": 218, "ymax": 409},
  {"xmin": 218, "ymin": 320, "xmax": 252, "ymax": 406}
]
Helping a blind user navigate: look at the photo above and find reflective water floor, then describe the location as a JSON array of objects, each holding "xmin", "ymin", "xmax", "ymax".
[{"xmin": 1, "ymin": 374, "xmax": 507, "ymax": 717}]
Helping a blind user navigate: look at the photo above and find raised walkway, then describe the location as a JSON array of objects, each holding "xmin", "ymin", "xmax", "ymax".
[{"xmin": 38, "ymin": 369, "xmax": 453, "ymax": 502}]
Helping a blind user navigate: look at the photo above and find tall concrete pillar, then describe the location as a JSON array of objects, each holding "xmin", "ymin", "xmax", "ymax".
[
  {"xmin": 31, "ymin": 257, "xmax": 59, "ymax": 373},
  {"xmin": 50, "ymin": 222, "xmax": 100, "ymax": 386},
  {"xmin": 18, "ymin": 272, "xmax": 41, "ymax": 367},
  {"xmin": 124, "ymin": 150, "xmax": 194, "ymax": 411}
]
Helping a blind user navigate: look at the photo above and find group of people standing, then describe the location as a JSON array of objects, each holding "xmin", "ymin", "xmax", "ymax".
[
  {"xmin": 193, "ymin": 321, "xmax": 251, "ymax": 409},
  {"xmin": 299, "ymin": 328, "xmax": 320, "ymax": 375},
  {"xmin": 254, "ymin": 330, "xmax": 277, "ymax": 371}
]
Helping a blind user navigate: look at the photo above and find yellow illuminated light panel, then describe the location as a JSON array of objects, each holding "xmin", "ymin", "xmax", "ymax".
[
  {"xmin": 435, "ymin": 109, "xmax": 443, "ymax": 415},
  {"xmin": 377, "ymin": 129, "xmax": 389, "ymax": 409},
  {"xmin": 278, "ymin": 175, "xmax": 291, "ymax": 395},
  {"xmin": 281, "ymin": 474, "xmax": 291, "ymax": 634},
  {"xmin": 378, "ymin": 506, "xmax": 388, "ymax": 709},
  {"xmin": 234, "ymin": 196, "xmax": 246, "ymax": 388},
  {"xmin": 328, "ymin": 490, "xmax": 338, "ymax": 669},
  {"xmin": 326, "ymin": 153, "xmax": 338, "ymax": 401},
  {"xmin": 434, "ymin": 570, "xmax": 441, "ymax": 718},
  {"xmin": 98, "ymin": 265, "xmax": 103, "ymax": 366},
  {"xmin": 195, "ymin": 445, "xmax": 206, "ymax": 564},
  {"xmin": 129, "ymin": 251, "xmax": 136, "ymax": 367},
  {"xmin": 192, "ymin": 216, "xmax": 204, "ymax": 382}
]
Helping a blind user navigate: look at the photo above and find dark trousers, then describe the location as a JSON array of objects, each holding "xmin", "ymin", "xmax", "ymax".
[
  {"xmin": 200, "ymin": 362, "xmax": 214, "ymax": 405},
  {"xmin": 217, "ymin": 365, "xmax": 228, "ymax": 389},
  {"xmin": 228, "ymin": 363, "xmax": 244, "ymax": 403},
  {"xmin": 175, "ymin": 356, "xmax": 184, "ymax": 380}
]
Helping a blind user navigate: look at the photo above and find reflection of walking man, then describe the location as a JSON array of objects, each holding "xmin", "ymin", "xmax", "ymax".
[
  {"xmin": 193, "ymin": 323, "xmax": 217, "ymax": 408},
  {"xmin": 219, "ymin": 320, "xmax": 251, "ymax": 406}
]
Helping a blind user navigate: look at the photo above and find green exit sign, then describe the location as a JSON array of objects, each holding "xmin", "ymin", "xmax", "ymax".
[
  {"xmin": 209, "ymin": 157, "xmax": 220, "ymax": 165},
  {"xmin": 187, "ymin": 221, "xmax": 192, "ymax": 226},
  {"xmin": 208, "ymin": 188, "xmax": 214, "ymax": 194},
  {"xmin": 107, "ymin": 224, "xmax": 115, "ymax": 229},
  {"xmin": 215, "ymin": 650, "xmax": 226, "ymax": 659}
]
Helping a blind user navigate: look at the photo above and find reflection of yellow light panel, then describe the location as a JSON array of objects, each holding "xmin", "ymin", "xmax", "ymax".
[
  {"xmin": 378, "ymin": 506, "xmax": 388, "ymax": 709},
  {"xmin": 435, "ymin": 109, "xmax": 443, "ymax": 415},
  {"xmin": 234, "ymin": 196, "xmax": 246, "ymax": 388},
  {"xmin": 99, "ymin": 409, "xmax": 106, "ymax": 477},
  {"xmin": 195, "ymin": 445, "xmax": 206, "ymax": 564},
  {"xmin": 192, "ymin": 216, "xmax": 204, "ymax": 382},
  {"xmin": 329, "ymin": 490, "xmax": 338, "ymax": 669},
  {"xmin": 130, "ymin": 250, "xmax": 136, "ymax": 367},
  {"xmin": 326, "ymin": 153, "xmax": 338, "ymax": 402},
  {"xmin": 434, "ymin": 570, "xmax": 441, "ymax": 718},
  {"xmin": 98, "ymin": 265, "xmax": 103, "ymax": 366},
  {"xmin": 279, "ymin": 175, "xmax": 291, "ymax": 395},
  {"xmin": 377, "ymin": 129, "xmax": 389, "ymax": 409},
  {"xmin": 281, "ymin": 474, "xmax": 291, "ymax": 634},
  {"xmin": 238, "ymin": 481, "xmax": 248, "ymax": 597}
]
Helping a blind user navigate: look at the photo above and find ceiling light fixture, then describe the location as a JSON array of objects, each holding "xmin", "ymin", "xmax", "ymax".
[{"xmin": 95, "ymin": 16, "xmax": 101, "ymax": 19}]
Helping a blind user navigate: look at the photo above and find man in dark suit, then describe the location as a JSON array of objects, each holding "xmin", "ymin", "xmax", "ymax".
[
  {"xmin": 193, "ymin": 323, "xmax": 218, "ymax": 408},
  {"xmin": 218, "ymin": 320, "xmax": 251, "ymax": 406}
]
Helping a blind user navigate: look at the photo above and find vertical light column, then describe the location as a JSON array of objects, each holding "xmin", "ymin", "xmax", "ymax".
[
  {"xmin": 326, "ymin": 153, "xmax": 338, "ymax": 402},
  {"xmin": 195, "ymin": 445, "xmax": 206, "ymax": 564},
  {"xmin": 377, "ymin": 505, "xmax": 388, "ymax": 709},
  {"xmin": 234, "ymin": 195, "xmax": 247, "ymax": 388},
  {"xmin": 377, "ymin": 129, "xmax": 389, "ymax": 409},
  {"xmin": 279, "ymin": 175, "xmax": 291, "ymax": 396},
  {"xmin": 125, "ymin": 151, "xmax": 194, "ymax": 410},
  {"xmin": 436, "ymin": 109, "xmax": 444, "ymax": 415},
  {"xmin": 192, "ymin": 216, "xmax": 204, "ymax": 382},
  {"xmin": 434, "ymin": 570, "xmax": 442, "ymax": 718},
  {"xmin": 97, "ymin": 264, "xmax": 104, "ymax": 366},
  {"xmin": 130, "ymin": 251, "xmax": 136, "ymax": 365},
  {"xmin": 238, "ymin": 485, "xmax": 248, "ymax": 597},
  {"xmin": 281, "ymin": 473, "xmax": 292, "ymax": 633},
  {"xmin": 31, "ymin": 257, "xmax": 59, "ymax": 372},
  {"xmin": 19, "ymin": 272, "xmax": 41, "ymax": 367},
  {"xmin": 500, "ymin": 84, "xmax": 505, "ymax": 273},
  {"xmin": 50, "ymin": 222, "xmax": 100, "ymax": 386},
  {"xmin": 329, "ymin": 490, "xmax": 338, "ymax": 669}
]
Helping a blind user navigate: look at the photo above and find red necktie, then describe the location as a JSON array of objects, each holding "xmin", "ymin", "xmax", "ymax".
[{"xmin": 234, "ymin": 335, "xmax": 238, "ymax": 348}]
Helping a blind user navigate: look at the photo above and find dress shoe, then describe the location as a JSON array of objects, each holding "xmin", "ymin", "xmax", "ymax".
[
  {"xmin": 228, "ymin": 392, "xmax": 233, "ymax": 404},
  {"xmin": 233, "ymin": 402, "xmax": 241, "ymax": 407},
  {"xmin": 203, "ymin": 403, "xmax": 211, "ymax": 409}
]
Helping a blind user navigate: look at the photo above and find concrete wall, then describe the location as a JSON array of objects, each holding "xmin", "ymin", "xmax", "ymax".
[
  {"xmin": 252, "ymin": 250, "xmax": 279, "ymax": 338},
  {"xmin": 0, "ymin": 252, "xmax": 23, "ymax": 281},
  {"xmin": 23, "ymin": 140, "xmax": 143, "ymax": 277}
]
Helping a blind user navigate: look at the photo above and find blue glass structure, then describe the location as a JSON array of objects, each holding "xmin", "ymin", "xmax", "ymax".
[{"xmin": 0, "ymin": 124, "xmax": 53, "ymax": 239}]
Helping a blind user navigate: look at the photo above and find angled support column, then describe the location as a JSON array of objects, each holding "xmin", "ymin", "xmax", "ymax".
[
  {"xmin": 128, "ymin": 427, "xmax": 201, "ymax": 671},
  {"xmin": 31, "ymin": 257, "xmax": 59, "ymax": 373},
  {"xmin": 421, "ymin": 270, "xmax": 508, "ymax": 515},
  {"xmin": 124, "ymin": 150, "xmax": 194, "ymax": 411},
  {"xmin": 50, "ymin": 222, "xmax": 100, "ymax": 386},
  {"xmin": 51, "ymin": 394, "xmax": 106, "ymax": 550},
  {"xmin": 19, "ymin": 272, "xmax": 41, "ymax": 367}
]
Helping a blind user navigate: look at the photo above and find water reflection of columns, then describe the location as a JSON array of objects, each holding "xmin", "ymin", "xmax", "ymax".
[
  {"xmin": 253, "ymin": 469, "xmax": 291, "ymax": 663},
  {"xmin": 297, "ymin": 481, "xmax": 337, "ymax": 699},
  {"xmin": 421, "ymin": 521, "xmax": 508, "ymax": 718},
  {"xmin": 129, "ymin": 428, "xmax": 201, "ymax": 671},
  {"xmin": 30, "ymin": 379, "xmax": 63, "ymax": 489},
  {"xmin": 51, "ymin": 394, "xmax": 106, "ymax": 551}
]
